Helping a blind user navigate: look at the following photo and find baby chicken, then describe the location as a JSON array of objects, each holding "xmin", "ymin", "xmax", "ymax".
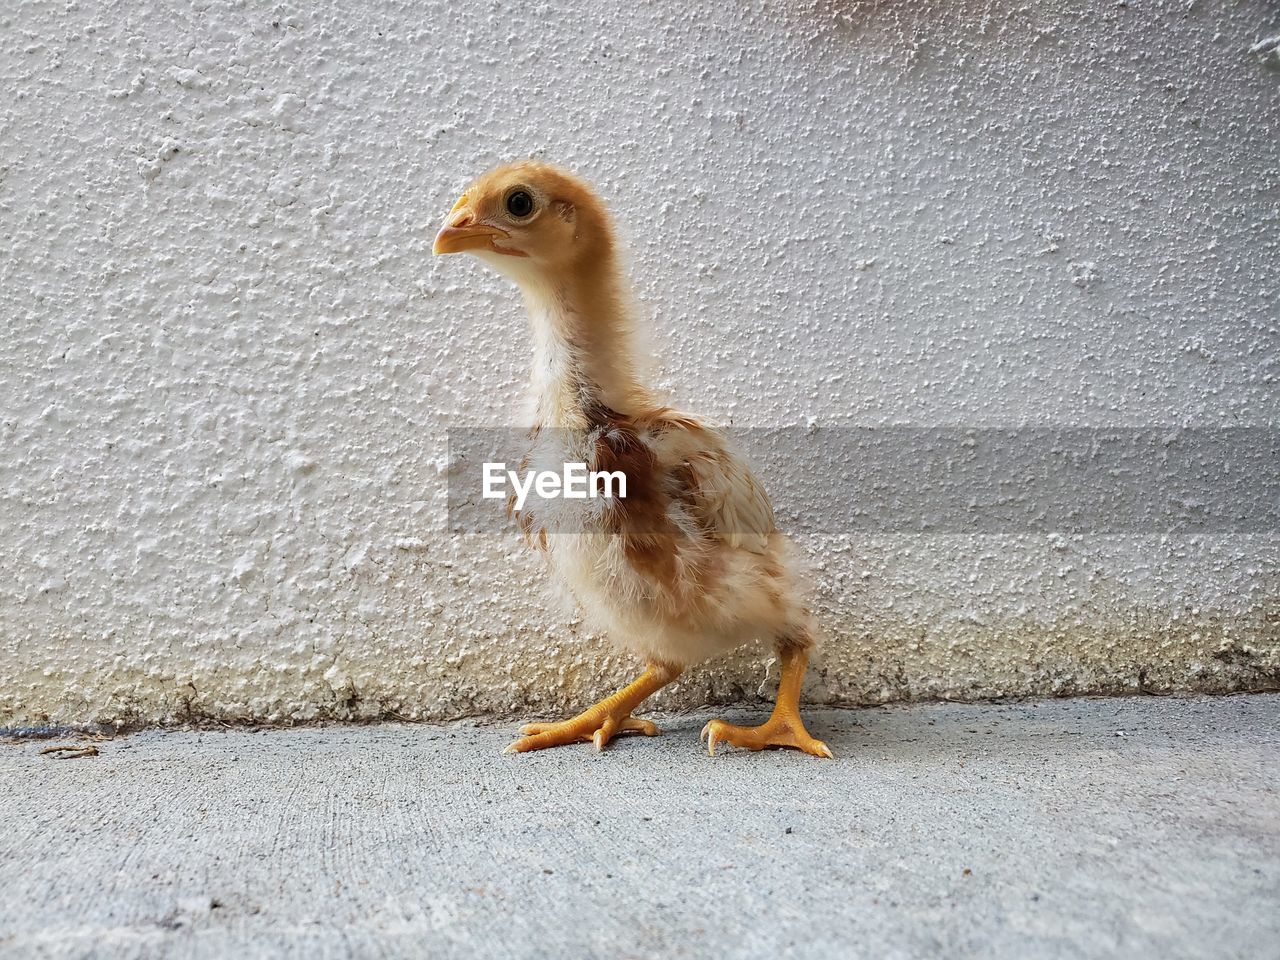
[{"xmin": 434, "ymin": 161, "xmax": 830, "ymax": 758}]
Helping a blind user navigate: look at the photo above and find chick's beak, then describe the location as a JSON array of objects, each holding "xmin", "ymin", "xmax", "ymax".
[
  {"xmin": 433, "ymin": 218, "xmax": 507, "ymax": 256},
  {"xmin": 433, "ymin": 195, "xmax": 530, "ymax": 257}
]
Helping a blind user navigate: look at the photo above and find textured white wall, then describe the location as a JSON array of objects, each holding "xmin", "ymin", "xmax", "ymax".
[{"xmin": 2, "ymin": 0, "xmax": 1277, "ymax": 727}]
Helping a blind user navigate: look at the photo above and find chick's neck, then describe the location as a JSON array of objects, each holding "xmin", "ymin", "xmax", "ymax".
[{"xmin": 521, "ymin": 263, "xmax": 653, "ymax": 430}]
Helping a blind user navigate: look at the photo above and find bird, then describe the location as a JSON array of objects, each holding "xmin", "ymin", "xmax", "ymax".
[{"xmin": 433, "ymin": 160, "xmax": 831, "ymax": 758}]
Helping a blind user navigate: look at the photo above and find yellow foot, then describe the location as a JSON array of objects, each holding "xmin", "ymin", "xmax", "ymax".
[
  {"xmin": 504, "ymin": 713, "xmax": 660, "ymax": 754},
  {"xmin": 701, "ymin": 717, "xmax": 832, "ymax": 758}
]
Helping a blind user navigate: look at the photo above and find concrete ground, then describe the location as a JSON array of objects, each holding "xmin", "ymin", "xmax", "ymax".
[{"xmin": 1, "ymin": 695, "xmax": 1277, "ymax": 960}]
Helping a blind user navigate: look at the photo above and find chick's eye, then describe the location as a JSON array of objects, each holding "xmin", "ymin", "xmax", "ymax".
[{"xmin": 506, "ymin": 190, "xmax": 534, "ymax": 218}]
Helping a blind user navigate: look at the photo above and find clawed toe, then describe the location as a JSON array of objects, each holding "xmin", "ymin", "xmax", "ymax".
[
  {"xmin": 701, "ymin": 717, "xmax": 832, "ymax": 758},
  {"xmin": 506, "ymin": 714, "xmax": 661, "ymax": 754},
  {"xmin": 619, "ymin": 716, "xmax": 659, "ymax": 736}
]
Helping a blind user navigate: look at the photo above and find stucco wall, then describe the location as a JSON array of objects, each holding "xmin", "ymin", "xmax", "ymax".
[{"xmin": 2, "ymin": 0, "xmax": 1277, "ymax": 728}]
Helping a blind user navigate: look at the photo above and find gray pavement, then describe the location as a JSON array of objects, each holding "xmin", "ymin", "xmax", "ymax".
[{"xmin": 2, "ymin": 695, "xmax": 1278, "ymax": 960}]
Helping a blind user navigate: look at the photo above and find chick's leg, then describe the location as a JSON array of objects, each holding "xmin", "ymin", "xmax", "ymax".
[
  {"xmin": 505, "ymin": 662, "xmax": 682, "ymax": 754},
  {"xmin": 702, "ymin": 647, "xmax": 832, "ymax": 758}
]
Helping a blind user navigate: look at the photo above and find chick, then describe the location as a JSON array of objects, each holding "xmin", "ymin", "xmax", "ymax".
[{"xmin": 434, "ymin": 161, "xmax": 831, "ymax": 758}]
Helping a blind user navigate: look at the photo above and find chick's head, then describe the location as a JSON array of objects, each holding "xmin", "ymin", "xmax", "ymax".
[{"xmin": 433, "ymin": 160, "xmax": 614, "ymax": 285}]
